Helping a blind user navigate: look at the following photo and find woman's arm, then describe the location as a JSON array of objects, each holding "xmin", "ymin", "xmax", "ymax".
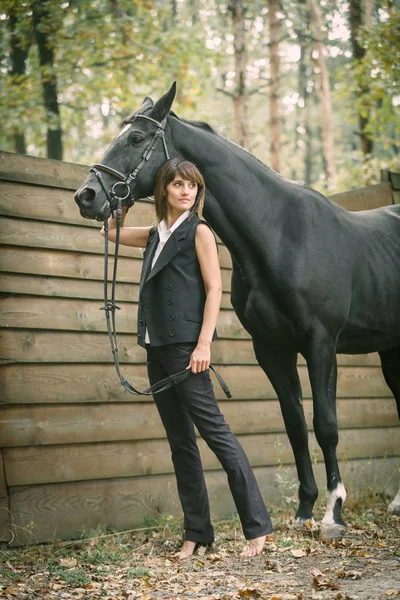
[
  {"xmin": 188, "ymin": 223, "xmax": 222, "ymax": 374},
  {"xmin": 100, "ymin": 206, "xmax": 152, "ymax": 248}
]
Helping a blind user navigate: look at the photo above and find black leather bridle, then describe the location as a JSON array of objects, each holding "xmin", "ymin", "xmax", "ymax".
[
  {"xmin": 91, "ymin": 114, "xmax": 231, "ymax": 398},
  {"xmin": 90, "ymin": 114, "xmax": 170, "ymax": 212}
]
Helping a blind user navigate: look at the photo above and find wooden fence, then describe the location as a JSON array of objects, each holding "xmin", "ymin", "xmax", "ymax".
[{"xmin": 0, "ymin": 151, "xmax": 399, "ymax": 545}]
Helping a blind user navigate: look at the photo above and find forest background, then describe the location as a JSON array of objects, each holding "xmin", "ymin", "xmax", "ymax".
[{"xmin": 0, "ymin": 0, "xmax": 399, "ymax": 195}]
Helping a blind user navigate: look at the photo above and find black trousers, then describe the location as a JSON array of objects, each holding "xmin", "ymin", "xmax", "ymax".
[{"xmin": 146, "ymin": 342, "xmax": 273, "ymax": 543}]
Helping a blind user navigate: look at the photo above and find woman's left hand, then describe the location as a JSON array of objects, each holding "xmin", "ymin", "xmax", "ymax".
[{"xmin": 187, "ymin": 341, "xmax": 211, "ymax": 373}]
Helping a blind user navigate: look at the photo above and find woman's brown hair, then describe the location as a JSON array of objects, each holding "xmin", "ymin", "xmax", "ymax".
[{"xmin": 153, "ymin": 158, "xmax": 205, "ymax": 224}]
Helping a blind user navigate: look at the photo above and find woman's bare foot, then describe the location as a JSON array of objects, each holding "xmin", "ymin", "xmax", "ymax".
[
  {"xmin": 173, "ymin": 540, "xmax": 197, "ymax": 560},
  {"xmin": 239, "ymin": 535, "xmax": 266, "ymax": 558}
]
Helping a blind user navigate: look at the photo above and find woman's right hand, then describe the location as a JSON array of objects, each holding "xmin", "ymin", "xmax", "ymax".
[{"xmin": 101, "ymin": 208, "xmax": 152, "ymax": 248}]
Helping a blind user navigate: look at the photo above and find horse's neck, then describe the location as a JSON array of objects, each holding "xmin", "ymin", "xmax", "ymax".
[{"xmin": 171, "ymin": 118, "xmax": 293, "ymax": 264}]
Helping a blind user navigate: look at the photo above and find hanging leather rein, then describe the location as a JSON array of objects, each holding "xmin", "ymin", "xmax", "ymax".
[{"xmin": 91, "ymin": 114, "xmax": 232, "ymax": 398}]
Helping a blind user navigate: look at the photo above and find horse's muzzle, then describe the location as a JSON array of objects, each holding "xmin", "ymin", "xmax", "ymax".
[{"xmin": 74, "ymin": 185, "xmax": 110, "ymax": 221}]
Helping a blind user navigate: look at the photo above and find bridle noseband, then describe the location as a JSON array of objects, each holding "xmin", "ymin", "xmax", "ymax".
[{"xmin": 90, "ymin": 114, "xmax": 170, "ymax": 211}]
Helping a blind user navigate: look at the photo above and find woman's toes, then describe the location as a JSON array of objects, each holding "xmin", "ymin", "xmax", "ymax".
[
  {"xmin": 239, "ymin": 535, "xmax": 266, "ymax": 558},
  {"xmin": 173, "ymin": 540, "xmax": 197, "ymax": 560}
]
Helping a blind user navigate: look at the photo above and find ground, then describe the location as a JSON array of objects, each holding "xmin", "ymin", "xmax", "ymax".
[{"xmin": 0, "ymin": 494, "xmax": 399, "ymax": 600}]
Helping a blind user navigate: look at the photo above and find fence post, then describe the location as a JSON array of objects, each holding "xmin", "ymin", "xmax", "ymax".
[{"xmin": 381, "ymin": 170, "xmax": 400, "ymax": 204}]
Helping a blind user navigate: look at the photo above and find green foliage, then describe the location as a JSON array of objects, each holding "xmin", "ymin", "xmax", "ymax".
[
  {"xmin": 0, "ymin": 0, "xmax": 398, "ymax": 189},
  {"xmin": 47, "ymin": 566, "xmax": 90, "ymax": 585},
  {"xmin": 126, "ymin": 566, "xmax": 150, "ymax": 578},
  {"xmin": 339, "ymin": 8, "xmax": 400, "ymax": 156}
]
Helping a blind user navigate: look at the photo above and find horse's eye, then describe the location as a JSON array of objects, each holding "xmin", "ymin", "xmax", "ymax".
[{"xmin": 128, "ymin": 131, "xmax": 144, "ymax": 145}]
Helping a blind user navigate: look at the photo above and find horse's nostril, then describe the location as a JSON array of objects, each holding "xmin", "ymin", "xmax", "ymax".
[{"xmin": 77, "ymin": 187, "xmax": 95, "ymax": 205}]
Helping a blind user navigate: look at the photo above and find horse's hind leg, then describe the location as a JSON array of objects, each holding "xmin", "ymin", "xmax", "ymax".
[
  {"xmin": 252, "ymin": 339, "xmax": 319, "ymax": 524},
  {"xmin": 379, "ymin": 346, "xmax": 400, "ymax": 515},
  {"xmin": 304, "ymin": 332, "xmax": 346, "ymax": 538},
  {"xmin": 379, "ymin": 345, "xmax": 400, "ymax": 419}
]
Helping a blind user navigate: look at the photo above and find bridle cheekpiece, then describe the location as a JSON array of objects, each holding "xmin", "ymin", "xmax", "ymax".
[{"xmin": 90, "ymin": 114, "xmax": 170, "ymax": 212}]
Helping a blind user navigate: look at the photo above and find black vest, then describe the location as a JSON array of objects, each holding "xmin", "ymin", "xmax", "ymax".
[{"xmin": 137, "ymin": 215, "xmax": 217, "ymax": 348}]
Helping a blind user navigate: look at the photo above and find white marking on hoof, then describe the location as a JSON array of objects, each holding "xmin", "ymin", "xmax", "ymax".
[
  {"xmin": 388, "ymin": 488, "xmax": 400, "ymax": 516},
  {"xmin": 321, "ymin": 482, "xmax": 347, "ymax": 527},
  {"xmin": 291, "ymin": 517, "xmax": 317, "ymax": 531}
]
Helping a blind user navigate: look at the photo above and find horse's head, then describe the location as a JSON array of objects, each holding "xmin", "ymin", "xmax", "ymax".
[{"xmin": 74, "ymin": 83, "xmax": 177, "ymax": 221}]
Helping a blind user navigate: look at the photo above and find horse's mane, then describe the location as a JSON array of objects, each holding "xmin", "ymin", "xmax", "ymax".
[
  {"xmin": 119, "ymin": 107, "xmax": 304, "ymax": 189},
  {"xmin": 169, "ymin": 111, "xmax": 217, "ymax": 135}
]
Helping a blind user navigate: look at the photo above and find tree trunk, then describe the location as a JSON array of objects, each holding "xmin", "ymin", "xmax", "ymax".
[
  {"xmin": 365, "ymin": 0, "xmax": 373, "ymax": 28},
  {"xmin": 31, "ymin": 0, "xmax": 63, "ymax": 160},
  {"xmin": 268, "ymin": 0, "xmax": 282, "ymax": 173},
  {"xmin": 231, "ymin": 0, "xmax": 248, "ymax": 148},
  {"xmin": 8, "ymin": 5, "xmax": 30, "ymax": 154},
  {"xmin": 308, "ymin": 0, "xmax": 336, "ymax": 187},
  {"xmin": 348, "ymin": 0, "xmax": 373, "ymax": 155},
  {"xmin": 188, "ymin": 0, "xmax": 198, "ymax": 25}
]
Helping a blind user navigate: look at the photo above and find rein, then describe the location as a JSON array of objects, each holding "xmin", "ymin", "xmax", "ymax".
[{"xmin": 94, "ymin": 114, "xmax": 232, "ymax": 398}]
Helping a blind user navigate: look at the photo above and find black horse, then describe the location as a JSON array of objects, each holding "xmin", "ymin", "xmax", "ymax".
[{"xmin": 75, "ymin": 83, "xmax": 400, "ymax": 535}]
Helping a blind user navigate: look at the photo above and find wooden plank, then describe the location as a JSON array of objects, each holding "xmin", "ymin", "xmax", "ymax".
[
  {"xmin": 1, "ymin": 363, "xmax": 392, "ymax": 405},
  {"xmin": 0, "ymin": 329, "xmax": 380, "ymax": 366},
  {"xmin": 0, "ymin": 215, "xmax": 140, "ymax": 258},
  {"xmin": 0, "ymin": 330, "xmax": 145, "ymax": 365},
  {"xmin": 0, "ymin": 151, "xmax": 88, "ymax": 189},
  {"xmin": 0, "ymin": 273, "xmax": 139, "ymax": 302},
  {"xmin": 0, "ymin": 297, "xmax": 243, "ymax": 335},
  {"xmin": 0, "ymin": 216, "xmax": 232, "ymax": 269},
  {"xmin": 0, "ymin": 244, "xmax": 232, "ymax": 289},
  {"xmin": 0, "ymin": 246, "xmax": 138, "ymax": 282},
  {"xmin": 0, "ymin": 274, "xmax": 232, "ymax": 309},
  {"xmin": 330, "ymin": 182, "xmax": 394, "ymax": 211},
  {"xmin": 0, "ymin": 181, "xmax": 154, "ymax": 227},
  {"xmin": 8, "ymin": 456, "xmax": 400, "ymax": 545},
  {"xmin": 4, "ymin": 426, "xmax": 400, "ymax": 487},
  {"xmin": 1, "ymin": 398, "xmax": 398, "ymax": 448}
]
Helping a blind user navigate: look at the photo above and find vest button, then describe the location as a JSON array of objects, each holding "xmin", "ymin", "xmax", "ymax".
[
  {"xmin": 169, "ymin": 315, "xmax": 175, "ymax": 321},
  {"xmin": 166, "ymin": 285, "xmax": 172, "ymax": 290},
  {"xmin": 167, "ymin": 299, "xmax": 173, "ymax": 305},
  {"xmin": 139, "ymin": 320, "xmax": 143, "ymax": 326},
  {"xmin": 169, "ymin": 331, "xmax": 176, "ymax": 337}
]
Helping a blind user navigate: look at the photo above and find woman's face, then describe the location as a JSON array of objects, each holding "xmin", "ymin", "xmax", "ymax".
[{"xmin": 165, "ymin": 176, "xmax": 197, "ymax": 217}]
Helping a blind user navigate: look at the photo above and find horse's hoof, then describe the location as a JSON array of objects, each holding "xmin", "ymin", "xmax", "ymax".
[
  {"xmin": 388, "ymin": 504, "xmax": 400, "ymax": 517},
  {"xmin": 319, "ymin": 522, "xmax": 346, "ymax": 539}
]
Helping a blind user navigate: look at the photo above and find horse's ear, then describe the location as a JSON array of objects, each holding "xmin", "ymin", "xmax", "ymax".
[
  {"xmin": 138, "ymin": 96, "xmax": 154, "ymax": 113},
  {"xmin": 151, "ymin": 82, "xmax": 176, "ymax": 123}
]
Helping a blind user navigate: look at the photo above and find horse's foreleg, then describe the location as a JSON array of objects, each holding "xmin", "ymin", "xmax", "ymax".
[
  {"xmin": 252, "ymin": 339, "xmax": 318, "ymax": 524},
  {"xmin": 305, "ymin": 335, "xmax": 346, "ymax": 538}
]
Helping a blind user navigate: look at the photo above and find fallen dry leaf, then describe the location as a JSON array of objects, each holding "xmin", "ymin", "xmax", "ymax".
[
  {"xmin": 336, "ymin": 570, "xmax": 362, "ymax": 580},
  {"xmin": 237, "ymin": 587, "xmax": 263, "ymax": 598},
  {"xmin": 290, "ymin": 548, "xmax": 307, "ymax": 558},
  {"xmin": 265, "ymin": 558, "xmax": 283, "ymax": 572}
]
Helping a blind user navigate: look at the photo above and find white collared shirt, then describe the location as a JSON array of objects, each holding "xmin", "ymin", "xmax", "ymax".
[{"xmin": 145, "ymin": 209, "xmax": 191, "ymax": 343}]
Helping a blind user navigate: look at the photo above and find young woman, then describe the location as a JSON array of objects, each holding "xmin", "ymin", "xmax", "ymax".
[{"xmin": 102, "ymin": 158, "xmax": 273, "ymax": 558}]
